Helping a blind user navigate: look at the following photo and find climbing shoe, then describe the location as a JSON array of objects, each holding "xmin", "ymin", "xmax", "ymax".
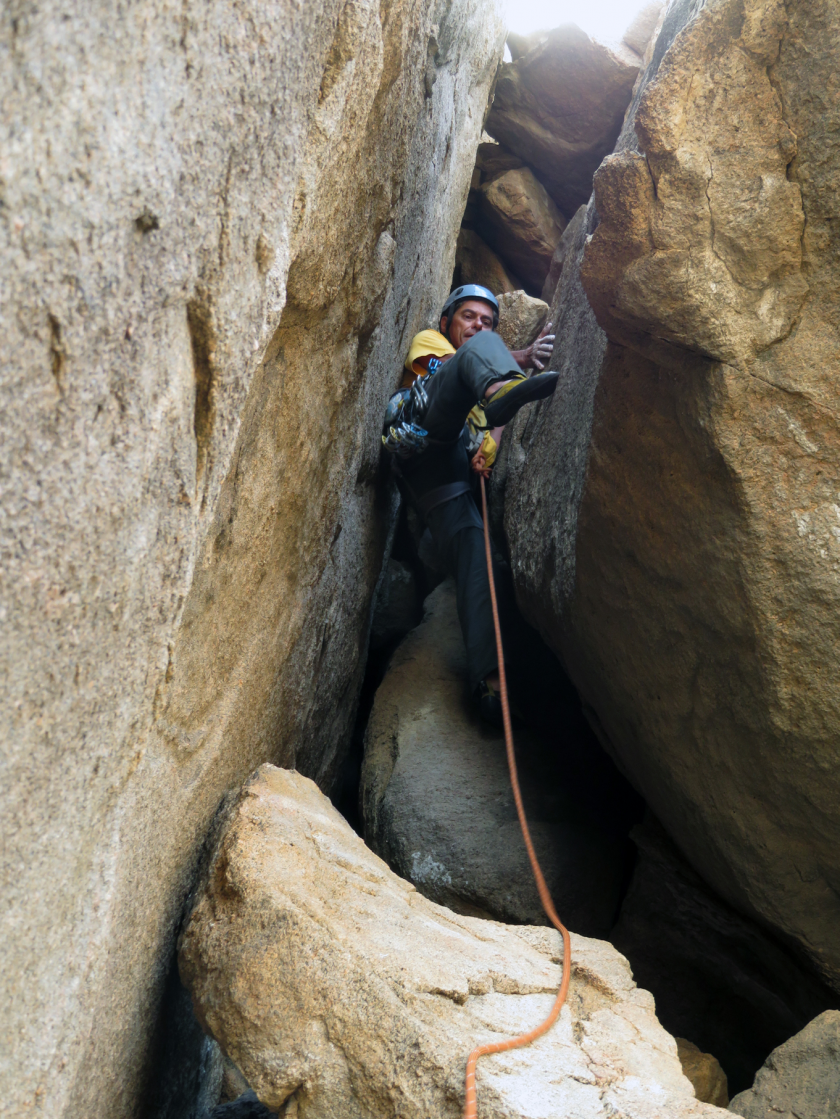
[
  {"xmin": 476, "ymin": 678, "xmax": 504, "ymax": 729},
  {"xmin": 482, "ymin": 370, "xmax": 559, "ymax": 429}
]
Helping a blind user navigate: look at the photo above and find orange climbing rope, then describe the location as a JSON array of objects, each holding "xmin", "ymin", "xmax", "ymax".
[{"xmin": 463, "ymin": 477, "xmax": 573, "ymax": 1119}]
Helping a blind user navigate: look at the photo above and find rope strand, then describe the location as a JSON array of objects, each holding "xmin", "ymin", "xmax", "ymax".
[{"xmin": 463, "ymin": 476, "xmax": 572, "ymax": 1119}]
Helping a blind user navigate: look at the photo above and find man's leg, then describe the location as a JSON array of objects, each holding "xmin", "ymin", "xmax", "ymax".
[
  {"xmin": 422, "ymin": 332, "xmax": 521, "ymax": 443},
  {"xmin": 446, "ymin": 525, "xmax": 500, "ymax": 693}
]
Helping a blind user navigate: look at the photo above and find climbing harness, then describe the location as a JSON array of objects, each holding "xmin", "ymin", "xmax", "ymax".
[
  {"xmin": 381, "ymin": 359, "xmax": 444, "ymax": 457},
  {"xmin": 463, "ymin": 477, "xmax": 573, "ymax": 1119}
]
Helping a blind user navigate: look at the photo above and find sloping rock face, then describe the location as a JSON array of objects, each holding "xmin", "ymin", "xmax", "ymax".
[
  {"xmin": 0, "ymin": 2, "xmax": 504, "ymax": 1115},
  {"xmin": 360, "ymin": 581, "xmax": 629, "ymax": 934},
  {"xmin": 729, "ymin": 1010, "xmax": 840, "ymax": 1119},
  {"xmin": 503, "ymin": 0, "xmax": 840, "ymax": 998},
  {"xmin": 180, "ymin": 764, "xmax": 728, "ymax": 1119},
  {"xmin": 485, "ymin": 25, "xmax": 641, "ymax": 215}
]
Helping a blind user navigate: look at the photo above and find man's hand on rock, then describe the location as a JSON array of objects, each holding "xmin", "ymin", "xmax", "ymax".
[{"xmin": 514, "ymin": 321, "xmax": 555, "ymax": 371}]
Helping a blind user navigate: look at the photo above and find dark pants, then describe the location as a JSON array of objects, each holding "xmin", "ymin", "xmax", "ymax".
[
  {"xmin": 426, "ymin": 498, "xmax": 500, "ymax": 691},
  {"xmin": 415, "ymin": 330, "xmax": 520, "ymax": 691},
  {"xmin": 421, "ymin": 329, "xmax": 520, "ymax": 442}
]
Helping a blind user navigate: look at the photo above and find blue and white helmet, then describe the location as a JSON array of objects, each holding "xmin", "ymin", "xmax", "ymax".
[{"xmin": 440, "ymin": 284, "xmax": 499, "ymax": 323}]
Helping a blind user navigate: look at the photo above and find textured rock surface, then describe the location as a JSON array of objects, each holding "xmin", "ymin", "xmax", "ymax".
[
  {"xmin": 485, "ymin": 25, "xmax": 640, "ymax": 214},
  {"xmin": 729, "ymin": 1011, "xmax": 840, "ymax": 1119},
  {"xmin": 676, "ymin": 1040, "xmax": 729, "ymax": 1109},
  {"xmin": 454, "ymin": 228, "xmax": 518, "ymax": 294},
  {"xmin": 478, "ymin": 167, "xmax": 565, "ymax": 291},
  {"xmin": 369, "ymin": 558, "xmax": 420, "ymax": 651},
  {"xmin": 496, "ymin": 291, "xmax": 549, "ymax": 352},
  {"xmin": 582, "ymin": 0, "xmax": 807, "ymax": 367},
  {"xmin": 503, "ymin": 0, "xmax": 840, "ymax": 995},
  {"xmin": 0, "ymin": 3, "xmax": 504, "ymax": 1115},
  {"xmin": 610, "ymin": 818, "xmax": 837, "ymax": 1096},
  {"xmin": 360, "ymin": 581, "xmax": 629, "ymax": 934},
  {"xmin": 180, "ymin": 764, "xmax": 728, "ymax": 1119}
]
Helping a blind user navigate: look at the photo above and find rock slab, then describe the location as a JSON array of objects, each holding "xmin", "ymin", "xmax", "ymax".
[
  {"xmin": 729, "ymin": 1011, "xmax": 840, "ymax": 1119},
  {"xmin": 0, "ymin": 2, "xmax": 505, "ymax": 1114},
  {"xmin": 180, "ymin": 763, "xmax": 729, "ymax": 1119}
]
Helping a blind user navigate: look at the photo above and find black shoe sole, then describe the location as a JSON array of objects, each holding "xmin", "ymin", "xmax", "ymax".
[{"xmin": 483, "ymin": 371, "xmax": 559, "ymax": 428}]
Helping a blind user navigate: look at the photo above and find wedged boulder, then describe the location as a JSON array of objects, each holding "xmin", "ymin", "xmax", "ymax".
[
  {"xmin": 503, "ymin": 0, "xmax": 840, "ymax": 997},
  {"xmin": 180, "ymin": 763, "xmax": 729, "ymax": 1119},
  {"xmin": 454, "ymin": 228, "xmax": 519, "ymax": 294},
  {"xmin": 477, "ymin": 167, "xmax": 565, "ymax": 291},
  {"xmin": 729, "ymin": 1011, "xmax": 840, "ymax": 1119},
  {"xmin": 496, "ymin": 291, "xmax": 549, "ymax": 352},
  {"xmin": 485, "ymin": 25, "xmax": 640, "ymax": 214},
  {"xmin": 360, "ymin": 580, "xmax": 629, "ymax": 936}
]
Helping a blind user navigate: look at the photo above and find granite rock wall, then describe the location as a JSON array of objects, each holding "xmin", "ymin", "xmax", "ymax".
[{"xmin": 0, "ymin": 3, "xmax": 504, "ymax": 1115}]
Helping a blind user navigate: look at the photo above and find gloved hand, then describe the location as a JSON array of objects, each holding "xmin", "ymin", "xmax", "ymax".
[{"xmin": 381, "ymin": 422, "xmax": 429, "ymax": 457}]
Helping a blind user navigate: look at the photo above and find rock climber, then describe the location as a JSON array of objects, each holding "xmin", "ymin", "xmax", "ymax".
[{"xmin": 381, "ymin": 283, "xmax": 556, "ymax": 725}]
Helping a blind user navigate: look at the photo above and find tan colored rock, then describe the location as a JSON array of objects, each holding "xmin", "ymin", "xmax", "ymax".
[
  {"xmin": 360, "ymin": 581, "xmax": 628, "ymax": 934},
  {"xmin": 729, "ymin": 1011, "xmax": 840, "ymax": 1119},
  {"xmin": 454, "ymin": 228, "xmax": 518, "ymax": 294},
  {"xmin": 478, "ymin": 167, "xmax": 565, "ymax": 291},
  {"xmin": 496, "ymin": 291, "xmax": 549, "ymax": 351},
  {"xmin": 503, "ymin": 0, "xmax": 840, "ymax": 999},
  {"xmin": 677, "ymin": 1039, "xmax": 729, "ymax": 1108},
  {"xmin": 180, "ymin": 763, "xmax": 729, "ymax": 1119},
  {"xmin": 0, "ymin": 2, "xmax": 505, "ymax": 1115},
  {"xmin": 582, "ymin": 0, "xmax": 807, "ymax": 368},
  {"xmin": 486, "ymin": 25, "xmax": 640, "ymax": 213}
]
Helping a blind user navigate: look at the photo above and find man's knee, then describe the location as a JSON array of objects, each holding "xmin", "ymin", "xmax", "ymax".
[{"xmin": 456, "ymin": 331, "xmax": 518, "ymax": 383}]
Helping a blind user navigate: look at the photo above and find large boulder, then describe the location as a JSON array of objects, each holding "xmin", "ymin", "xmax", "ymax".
[
  {"xmin": 453, "ymin": 228, "xmax": 519, "ymax": 295},
  {"xmin": 485, "ymin": 25, "xmax": 641, "ymax": 214},
  {"xmin": 360, "ymin": 581, "xmax": 630, "ymax": 936},
  {"xmin": 729, "ymin": 1011, "xmax": 840, "ymax": 1119},
  {"xmin": 503, "ymin": 0, "xmax": 840, "ymax": 997},
  {"xmin": 180, "ymin": 763, "xmax": 729, "ymax": 1119},
  {"xmin": 496, "ymin": 291, "xmax": 549, "ymax": 352},
  {"xmin": 477, "ymin": 167, "xmax": 566, "ymax": 292},
  {"xmin": 0, "ymin": 2, "xmax": 505, "ymax": 1114}
]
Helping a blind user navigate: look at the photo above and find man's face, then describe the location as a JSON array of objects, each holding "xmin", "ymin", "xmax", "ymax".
[{"xmin": 441, "ymin": 299, "xmax": 495, "ymax": 349}]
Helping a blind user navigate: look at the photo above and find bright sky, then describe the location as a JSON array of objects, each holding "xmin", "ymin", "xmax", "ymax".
[{"xmin": 501, "ymin": 0, "xmax": 652, "ymax": 46}]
